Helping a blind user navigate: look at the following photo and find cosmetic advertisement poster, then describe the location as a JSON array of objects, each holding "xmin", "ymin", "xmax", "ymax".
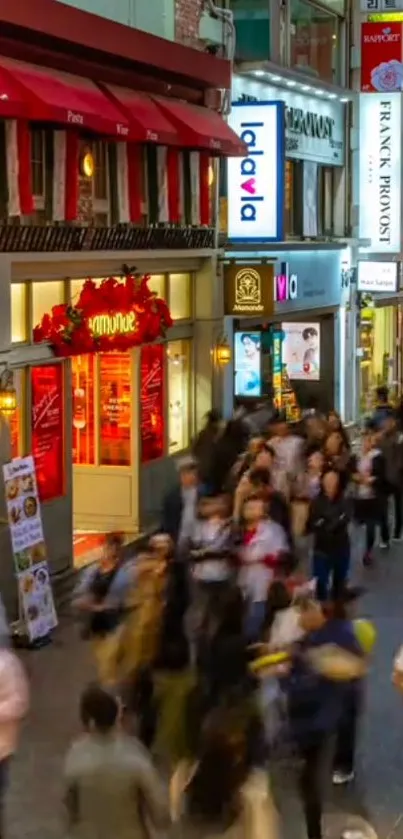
[
  {"xmin": 234, "ymin": 331, "xmax": 262, "ymax": 397},
  {"xmin": 281, "ymin": 322, "xmax": 321, "ymax": 380},
  {"xmin": 3, "ymin": 455, "xmax": 57, "ymax": 642}
]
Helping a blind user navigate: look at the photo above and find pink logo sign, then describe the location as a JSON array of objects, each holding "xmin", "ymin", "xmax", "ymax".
[{"xmin": 241, "ymin": 178, "xmax": 256, "ymax": 195}]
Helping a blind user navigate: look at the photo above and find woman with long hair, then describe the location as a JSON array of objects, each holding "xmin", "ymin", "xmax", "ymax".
[{"xmin": 170, "ymin": 706, "xmax": 278, "ymax": 839}]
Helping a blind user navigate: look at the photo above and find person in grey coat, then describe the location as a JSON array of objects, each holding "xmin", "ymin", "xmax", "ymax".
[{"xmin": 64, "ymin": 684, "xmax": 169, "ymax": 839}]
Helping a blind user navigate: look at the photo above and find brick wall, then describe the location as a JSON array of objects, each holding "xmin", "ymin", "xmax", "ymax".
[{"xmin": 175, "ymin": 0, "xmax": 204, "ymax": 49}]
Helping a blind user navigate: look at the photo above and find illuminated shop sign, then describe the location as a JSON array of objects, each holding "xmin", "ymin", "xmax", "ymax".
[
  {"xmin": 359, "ymin": 92, "xmax": 401, "ymax": 252},
  {"xmin": 89, "ymin": 312, "xmax": 137, "ymax": 337},
  {"xmin": 274, "ymin": 263, "xmax": 298, "ymax": 302},
  {"xmin": 362, "ymin": 0, "xmax": 403, "ymax": 12},
  {"xmin": 357, "ymin": 261, "xmax": 398, "ymax": 292},
  {"xmin": 227, "ymin": 101, "xmax": 285, "ymax": 242},
  {"xmin": 233, "ymin": 82, "xmax": 345, "ymax": 166}
]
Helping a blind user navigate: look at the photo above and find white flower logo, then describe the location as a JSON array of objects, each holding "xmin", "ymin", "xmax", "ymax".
[{"xmin": 371, "ymin": 59, "xmax": 403, "ymax": 91}]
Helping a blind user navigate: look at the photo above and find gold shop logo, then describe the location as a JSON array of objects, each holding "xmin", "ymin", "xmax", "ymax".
[{"xmin": 234, "ymin": 267, "xmax": 264, "ymax": 312}]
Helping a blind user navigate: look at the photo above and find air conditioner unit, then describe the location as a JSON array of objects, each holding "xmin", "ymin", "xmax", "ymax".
[{"xmin": 199, "ymin": 10, "xmax": 225, "ymax": 47}]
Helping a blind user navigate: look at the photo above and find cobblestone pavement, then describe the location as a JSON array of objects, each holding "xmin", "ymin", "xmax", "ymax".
[{"xmin": 6, "ymin": 539, "xmax": 403, "ymax": 839}]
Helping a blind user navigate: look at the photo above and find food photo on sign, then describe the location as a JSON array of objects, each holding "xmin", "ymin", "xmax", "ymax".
[{"xmin": 3, "ymin": 455, "xmax": 57, "ymax": 644}]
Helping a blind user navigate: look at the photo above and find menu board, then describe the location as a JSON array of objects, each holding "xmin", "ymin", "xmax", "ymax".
[
  {"xmin": 31, "ymin": 365, "xmax": 64, "ymax": 501},
  {"xmin": 3, "ymin": 455, "xmax": 58, "ymax": 642},
  {"xmin": 140, "ymin": 344, "xmax": 164, "ymax": 462}
]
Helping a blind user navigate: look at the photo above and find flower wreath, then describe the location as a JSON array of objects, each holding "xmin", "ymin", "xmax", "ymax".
[{"xmin": 33, "ymin": 272, "xmax": 173, "ymax": 357}]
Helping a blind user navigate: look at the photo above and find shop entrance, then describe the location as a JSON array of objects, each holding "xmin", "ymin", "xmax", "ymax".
[{"xmin": 72, "ymin": 350, "xmax": 139, "ymax": 568}]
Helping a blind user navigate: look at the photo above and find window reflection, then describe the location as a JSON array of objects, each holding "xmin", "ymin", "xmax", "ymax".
[
  {"xmin": 11, "ymin": 284, "xmax": 27, "ymax": 343},
  {"xmin": 290, "ymin": 0, "xmax": 339, "ymax": 84},
  {"xmin": 32, "ymin": 281, "xmax": 64, "ymax": 332},
  {"xmin": 168, "ymin": 340, "xmax": 191, "ymax": 454}
]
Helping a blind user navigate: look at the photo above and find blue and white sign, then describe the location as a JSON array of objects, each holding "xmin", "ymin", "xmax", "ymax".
[{"xmin": 227, "ymin": 101, "xmax": 285, "ymax": 243}]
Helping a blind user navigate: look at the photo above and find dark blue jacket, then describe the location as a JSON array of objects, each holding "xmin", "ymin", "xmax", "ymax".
[{"xmin": 285, "ymin": 619, "xmax": 363, "ymax": 747}]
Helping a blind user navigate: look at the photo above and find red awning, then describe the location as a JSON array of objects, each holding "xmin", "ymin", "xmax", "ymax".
[
  {"xmin": 0, "ymin": 66, "xmax": 32, "ymax": 118},
  {"xmin": 0, "ymin": 58, "xmax": 130, "ymax": 138},
  {"xmin": 152, "ymin": 97, "xmax": 247, "ymax": 156},
  {"xmin": 101, "ymin": 84, "xmax": 178, "ymax": 145}
]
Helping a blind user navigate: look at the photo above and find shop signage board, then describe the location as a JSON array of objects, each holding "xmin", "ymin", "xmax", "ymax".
[
  {"xmin": 357, "ymin": 261, "xmax": 398, "ymax": 291},
  {"xmin": 3, "ymin": 455, "xmax": 58, "ymax": 642},
  {"xmin": 361, "ymin": 22, "xmax": 403, "ymax": 91},
  {"xmin": 362, "ymin": 0, "xmax": 403, "ymax": 10},
  {"xmin": 359, "ymin": 92, "xmax": 401, "ymax": 252},
  {"xmin": 140, "ymin": 344, "xmax": 164, "ymax": 463},
  {"xmin": 31, "ymin": 365, "xmax": 64, "ymax": 502},
  {"xmin": 224, "ymin": 263, "xmax": 274, "ymax": 315},
  {"xmin": 232, "ymin": 77, "xmax": 345, "ymax": 166},
  {"xmin": 227, "ymin": 101, "xmax": 285, "ymax": 242},
  {"xmin": 274, "ymin": 263, "xmax": 299, "ymax": 302}
]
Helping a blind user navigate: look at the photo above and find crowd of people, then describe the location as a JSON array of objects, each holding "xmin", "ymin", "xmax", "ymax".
[{"xmin": 5, "ymin": 387, "xmax": 403, "ymax": 839}]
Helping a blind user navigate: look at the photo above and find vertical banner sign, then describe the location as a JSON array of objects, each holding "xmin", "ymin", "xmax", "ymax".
[
  {"xmin": 272, "ymin": 331, "xmax": 283, "ymax": 409},
  {"xmin": 227, "ymin": 101, "xmax": 285, "ymax": 242},
  {"xmin": 302, "ymin": 161, "xmax": 318, "ymax": 237},
  {"xmin": 361, "ymin": 22, "xmax": 403, "ymax": 92},
  {"xmin": 140, "ymin": 344, "xmax": 164, "ymax": 463},
  {"xmin": 3, "ymin": 456, "xmax": 58, "ymax": 642},
  {"xmin": 359, "ymin": 93, "xmax": 401, "ymax": 252},
  {"xmin": 31, "ymin": 365, "xmax": 64, "ymax": 502}
]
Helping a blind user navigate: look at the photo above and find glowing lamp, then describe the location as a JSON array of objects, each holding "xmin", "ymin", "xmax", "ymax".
[
  {"xmin": 216, "ymin": 336, "xmax": 231, "ymax": 366},
  {"xmin": 0, "ymin": 371, "xmax": 16, "ymax": 416},
  {"xmin": 80, "ymin": 149, "xmax": 94, "ymax": 178}
]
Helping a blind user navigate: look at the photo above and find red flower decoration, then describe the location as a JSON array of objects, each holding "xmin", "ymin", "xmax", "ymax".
[{"xmin": 33, "ymin": 273, "xmax": 173, "ymax": 357}]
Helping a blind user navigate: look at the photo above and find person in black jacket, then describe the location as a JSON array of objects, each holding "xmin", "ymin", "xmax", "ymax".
[{"xmin": 307, "ymin": 469, "xmax": 351, "ymax": 601}]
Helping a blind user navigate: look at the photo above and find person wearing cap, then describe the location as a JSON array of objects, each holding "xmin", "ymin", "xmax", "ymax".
[{"xmin": 161, "ymin": 457, "xmax": 201, "ymax": 549}]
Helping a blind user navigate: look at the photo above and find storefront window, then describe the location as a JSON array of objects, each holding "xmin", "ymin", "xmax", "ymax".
[
  {"xmin": 99, "ymin": 353, "xmax": 131, "ymax": 466},
  {"xmin": 140, "ymin": 344, "xmax": 165, "ymax": 463},
  {"xmin": 148, "ymin": 275, "xmax": 166, "ymax": 300},
  {"xmin": 31, "ymin": 364, "xmax": 64, "ymax": 501},
  {"xmin": 230, "ymin": 0, "xmax": 270, "ymax": 61},
  {"xmin": 11, "ymin": 284, "xmax": 27, "ymax": 343},
  {"xmin": 9, "ymin": 370, "xmax": 25, "ymax": 459},
  {"xmin": 284, "ymin": 161, "xmax": 336, "ymax": 238},
  {"xmin": 72, "ymin": 355, "xmax": 96, "ymax": 465},
  {"xmin": 359, "ymin": 306, "xmax": 397, "ymax": 413},
  {"xmin": 290, "ymin": 0, "xmax": 340, "ymax": 84},
  {"xmin": 169, "ymin": 274, "xmax": 191, "ymax": 320},
  {"xmin": 168, "ymin": 340, "xmax": 191, "ymax": 454},
  {"xmin": 32, "ymin": 282, "xmax": 64, "ymax": 332}
]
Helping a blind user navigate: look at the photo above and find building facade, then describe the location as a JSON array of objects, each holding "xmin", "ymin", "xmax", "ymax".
[
  {"xmin": 0, "ymin": 0, "xmax": 242, "ymax": 610},
  {"xmin": 220, "ymin": 65, "xmax": 353, "ymax": 421},
  {"xmin": 351, "ymin": 2, "xmax": 403, "ymax": 417}
]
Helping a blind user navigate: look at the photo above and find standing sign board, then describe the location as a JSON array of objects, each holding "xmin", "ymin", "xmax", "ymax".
[{"xmin": 3, "ymin": 456, "xmax": 57, "ymax": 642}]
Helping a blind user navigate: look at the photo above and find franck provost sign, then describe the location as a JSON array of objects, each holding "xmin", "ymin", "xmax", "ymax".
[
  {"xmin": 359, "ymin": 93, "xmax": 401, "ymax": 253},
  {"xmin": 232, "ymin": 76, "xmax": 345, "ymax": 166},
  {"xmin": 227, "ymin": 101, "xmax": 285, "ymax": 242}
]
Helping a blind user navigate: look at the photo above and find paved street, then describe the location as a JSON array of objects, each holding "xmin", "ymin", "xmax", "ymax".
[{"xmin": 6, "ymin": 539, "xmax": 403, "ymax": 839}]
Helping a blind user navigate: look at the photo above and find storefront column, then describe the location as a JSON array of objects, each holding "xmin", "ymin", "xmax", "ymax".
[{"xmin": 193, "ymin": 256, "xmax": 223, "ymax": 429}]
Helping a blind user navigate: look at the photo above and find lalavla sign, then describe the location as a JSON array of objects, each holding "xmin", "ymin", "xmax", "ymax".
[
  {"xmin": 232, "ymin": 76, "xmax": 345, "ymax": 166},
  {"xmin": 227, "ymin": 101, "xmax": 285, "ymax": 241}
]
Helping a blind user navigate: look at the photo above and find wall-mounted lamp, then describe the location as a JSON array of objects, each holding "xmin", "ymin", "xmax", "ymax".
[
  {"xmin": 80, "ymin": 148, "xmax": 94, "ymax": 178},
  {"xmin": 0, "ymin": 369, "xmax": 16, "ymax": 416},
  {"xmin": 216, "ymin": 335, "xmax": 231, "ymax": 366}
]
